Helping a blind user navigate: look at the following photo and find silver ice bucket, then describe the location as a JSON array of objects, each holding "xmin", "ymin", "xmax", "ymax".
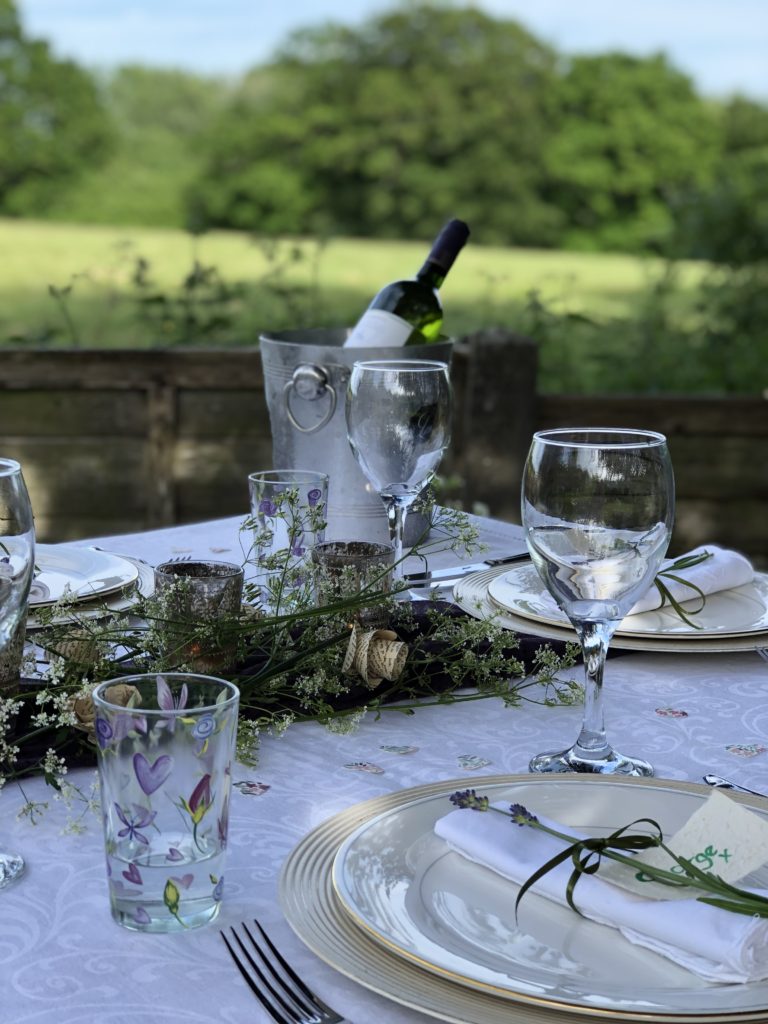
[{"xmin": 259, "ymin": 328, "xmax": 453, "ymax": 544}]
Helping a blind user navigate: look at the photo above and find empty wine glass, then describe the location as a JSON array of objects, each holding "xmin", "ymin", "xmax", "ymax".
[
  {"xmin": 345, "ymin": 360, "xmax": 452, "ymax": 577},
  {"xmin": 0, "ymin": 458, "xmax": 35, "ymax": 888},
  {"xmin": 522, "ymin": 429, "xmax": 674, "ymax": 776}
]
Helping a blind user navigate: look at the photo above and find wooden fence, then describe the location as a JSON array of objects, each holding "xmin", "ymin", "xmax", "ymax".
[{"xmin": 0, "ymin": 338, "xmax": 765, "ymax": 565}]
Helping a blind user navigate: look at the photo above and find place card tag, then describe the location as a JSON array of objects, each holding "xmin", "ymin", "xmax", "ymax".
[{"xmin": 601, "ymin": 789, "xmax": 768, "ymax": 900}]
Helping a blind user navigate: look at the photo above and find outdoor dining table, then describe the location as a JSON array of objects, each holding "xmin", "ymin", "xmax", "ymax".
[{"xmin": 2, "ymin": 513, "xmax": 767, "ymax": 1024}]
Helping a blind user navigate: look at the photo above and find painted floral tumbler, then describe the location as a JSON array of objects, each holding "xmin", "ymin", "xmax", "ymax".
[{"xmin": 93, "ymin": 672, "xmax": 239, "ymax": 931}]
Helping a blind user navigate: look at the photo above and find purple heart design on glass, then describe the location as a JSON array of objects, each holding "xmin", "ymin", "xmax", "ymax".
[
  {"xmin": 133, "ymin": 753, "xmax": 174, "ymax": 795},
  {"xmin": 122, "ymin": 862, "xmax": 143, "ymax": 885},
  {"xmin": 93, "ymin": 673, "xmax": 239, "ymax": 932}
]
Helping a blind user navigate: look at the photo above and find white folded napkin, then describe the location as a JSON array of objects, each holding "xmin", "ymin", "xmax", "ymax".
[
  {"xmin": 435, "ymin": 803, "xmax": 768, "ymax": 983},
  {"xmin": 534, "ymin": 545, "xmax": 754, "ymax": 621},
  {"xmin": 629, "ymin": 544, "xmax": 754, "ymax": 616}
]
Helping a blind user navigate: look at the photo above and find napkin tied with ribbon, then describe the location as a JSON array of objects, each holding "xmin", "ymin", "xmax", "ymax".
[
  {"xmin": 533, "ymin": 545, "xmax": 754, "ymax": 621},
  {"xmin": 629, "ymin": 544, "xmax": 754, "ymax": 616},
  {"xmin": 435, "ymin": 802, "xmax": 768, "ymax": 983}
]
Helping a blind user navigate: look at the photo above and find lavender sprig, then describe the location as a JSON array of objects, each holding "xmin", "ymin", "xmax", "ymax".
[{"xmin": 449, "ymin": 789, "xmax": 489, "ymax": 811}]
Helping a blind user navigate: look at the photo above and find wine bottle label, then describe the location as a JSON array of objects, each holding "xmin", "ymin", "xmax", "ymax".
[{"xmin": 344, "ymin": 309, "xmax": 413, "ymax": 348}]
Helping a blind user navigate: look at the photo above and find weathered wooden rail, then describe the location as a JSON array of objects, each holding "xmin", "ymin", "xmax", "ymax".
[{"xmin": 0, "ymin": 339, "xmax": 765, "ymax": 566}]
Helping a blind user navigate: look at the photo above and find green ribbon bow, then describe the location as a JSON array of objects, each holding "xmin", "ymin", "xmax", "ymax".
[{"xmin": 651, "ymin": 550, "xmax": 714, "ymax": 628}]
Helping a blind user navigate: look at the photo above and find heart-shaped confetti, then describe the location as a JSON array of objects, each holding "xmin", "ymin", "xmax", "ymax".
[
  {"xmin": 234, "ymin": 781, "xmax": 271, "ymax": 796},
  {"xmin": 726, "ymin": 744, "xmax": 767, "ymax": 758},
  {"xmin": 172, "ymin": 873, "xmax": 194, "ymax": 890},
  {"xmin": 344, "ymin": 761, "xmax": 384, "ymax": 774},
  {"xmin": 166, "ymin": 847, "xmax": 184, "ymax": 862},
  {"xmin": 655, "ymin": 707, "xmax": 688, "ymax": 718},
  {"xmin": 133, "ymin": 907, "xmax": 151, "ymax": 925},
  {"xmin": 457, "ymin": 754, "xmax": 491, "ymax": 770}
]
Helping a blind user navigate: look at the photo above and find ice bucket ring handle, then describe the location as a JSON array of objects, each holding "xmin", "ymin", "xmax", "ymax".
[{"xmin": 283, "ymin": 363, "xmax": 338, "ymax": 434}]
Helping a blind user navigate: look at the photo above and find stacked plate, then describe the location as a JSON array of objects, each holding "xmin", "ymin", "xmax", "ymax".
[
  {"xmin": 27, "ymin": 545, "xmax": 154, "ymax": 629},
  {"xmin": 452, "ymin": 561, "xmax": 768, "ymax": 653},
  {"xmin": 280, "ymin": 774, "xmax": 768, "ymax": 1023}
]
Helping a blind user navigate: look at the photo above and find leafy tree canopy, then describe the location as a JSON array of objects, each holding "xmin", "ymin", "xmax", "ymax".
[
  {"xmin": 670, "ymin": 94, "xmax": 768, "ymax": 263},
  {"xmin": 46, "ymin": 66, "xmax": 233, "ymax": 228},
  {"xmin": 0, "ymin": 0, "xmax": 113, "ymax": 215},
  {"xmin": 190, "ymin": 3, "xmax": 566, "ymax": 245},
  {"xmin": 544, "ymin": 52, "xmax": 721, "ymax": 252},
  {"xmin": 4, "ymin": 0, "xmax": 767, "ymax": 261}
]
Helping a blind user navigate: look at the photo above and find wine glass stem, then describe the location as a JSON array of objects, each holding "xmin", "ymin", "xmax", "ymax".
[
  {"xmin": 573, "ymin": 621, "xmax": 613, "ymax": 758},
  {"xmin": 384, "ymin": 495, "xmax": 413, "ymax": 580}
]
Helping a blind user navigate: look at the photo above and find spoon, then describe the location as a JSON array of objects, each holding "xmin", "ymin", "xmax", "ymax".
[{"xmin": 703, "ymin": 774, "xmax": 767, "ymax": 798}]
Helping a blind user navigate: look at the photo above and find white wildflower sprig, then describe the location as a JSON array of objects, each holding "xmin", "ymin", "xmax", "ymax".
[{"xmin": 7, "ymin": 506, "xmax": 578, "ymax": 822}]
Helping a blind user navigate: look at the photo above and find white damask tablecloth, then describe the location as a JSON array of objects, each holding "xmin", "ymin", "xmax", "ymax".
[{"xmin": 2, "ymin": 516, "xmax": 767, "ymax": 1024}]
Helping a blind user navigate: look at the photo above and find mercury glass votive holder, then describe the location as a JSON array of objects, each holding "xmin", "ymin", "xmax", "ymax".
[
  {"xmin": 311, "ymin": 540, "xmax": 394, "ymax": 627},
  {"xmin": 153, "ymin": 560, "xmax": 244, "ymax": 671}
]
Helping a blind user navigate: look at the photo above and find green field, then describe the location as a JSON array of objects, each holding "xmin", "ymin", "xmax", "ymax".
[
  {"xmin": 0, "ymin": 217, "xmax": 705, "ymax": 338},
  {"xmin": 7, "ymin": 218, "xmax": 748, "ymax": 394}
]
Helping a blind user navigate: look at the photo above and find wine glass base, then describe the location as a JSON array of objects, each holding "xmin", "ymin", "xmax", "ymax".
[
  {"xmin": 529, "ymin": 746, "xmax": 654, "ymax": 777},
  {"xmin": 0, "ymin": 852, "xmax": 25, "ymax": 889}
]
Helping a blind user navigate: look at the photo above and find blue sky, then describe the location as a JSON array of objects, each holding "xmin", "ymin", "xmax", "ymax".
[{"xmin": 18, "ymin": 0, "xmax": 768, "ymax": 100}]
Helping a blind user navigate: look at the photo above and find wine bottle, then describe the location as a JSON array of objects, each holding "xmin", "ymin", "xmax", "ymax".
[{"xmin": 343, "ymin": 219, "xmax": 469, "ymax": 348}]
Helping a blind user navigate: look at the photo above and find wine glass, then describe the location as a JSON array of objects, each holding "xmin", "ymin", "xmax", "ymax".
[
  {"xmin": 345, "ymin": 360, "xmax": 452, "ymax": 577},
  {"xmin": 522, "ymin": 428, "xmax": 674, "ymax": 776},
  {"xmin": 0, "ymin": 458, "xmax": 35, "ymax": 888}
]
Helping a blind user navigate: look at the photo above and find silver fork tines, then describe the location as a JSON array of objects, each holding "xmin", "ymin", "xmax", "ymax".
[{"xmin": 220, "ymin": 919, "xmax": 348, "ymax": 1024}]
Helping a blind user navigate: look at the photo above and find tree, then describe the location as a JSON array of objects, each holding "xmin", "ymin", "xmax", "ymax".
[
  {"xmin": 0, "ymin": 0, "xmax": 113, "ymax": 215},
  {"xmin": 48, "ymin": 66, "xmax": 232, "ymax": 228},
  {"xmin": 544, "ymin": 53, "xmax": 720, "ymax": 252},
  {"xmin": 670, "ymin": 95, "xmax": 768, "ymax": 264},
  {"xmin": 190, "ymin": 3, "xmax": 565, "ymax": 245}
]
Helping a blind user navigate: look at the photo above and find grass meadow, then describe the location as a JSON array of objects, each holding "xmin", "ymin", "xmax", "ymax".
[{"xmin": 1, "ymin": 218, "xmax": 718, "ymax": 392}]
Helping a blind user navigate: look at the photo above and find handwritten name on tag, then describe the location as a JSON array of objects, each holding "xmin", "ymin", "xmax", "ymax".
[{"xmin": 601, "ymin": 789, "xmax": 768, "ymax": 900}]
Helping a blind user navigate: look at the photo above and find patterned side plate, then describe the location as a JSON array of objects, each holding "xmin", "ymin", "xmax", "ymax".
[
  {"xmin": 27, "ymin": 554, "xmax": 153, "ymax": 629},
  {"xmin": 487, "ymin": 563, "xmax": 768, "ymax": 639},
  {"xmin": 30, "ymin": 545, "xmax": 140, "ymax": 608},
  {"xmin": 454, "ymin": 567, "xmax": 768, "ymax": 653}
]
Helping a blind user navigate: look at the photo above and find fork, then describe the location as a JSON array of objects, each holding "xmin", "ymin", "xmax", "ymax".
[
  {"xmin": 757, "ymin": 647, "xmax": 768, "ymax": 664},
  {"xmin": 221, "ymin": 919, "xmax": 354, "ymax": 1024}
]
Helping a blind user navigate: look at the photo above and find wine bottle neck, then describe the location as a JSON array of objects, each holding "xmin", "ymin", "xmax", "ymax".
[
  {"xmin": 416, "ymin": 259, "xmax": 446, "ymax": 289},
  {"xmin": 417, "ymin": 219, "xmax": 469, "ymax": 289}
]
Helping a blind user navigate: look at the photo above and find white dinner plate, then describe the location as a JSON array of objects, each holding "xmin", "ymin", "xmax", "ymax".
[
  {"xmin": 330, "ymin": 775, "xmax": 768, "ymax": 1020},
  {"xmin": 29, "ymin": 545, "xmax": 139, "ymax": 608},
  {"xmin": 454, "ymin": 567, "xmax": 768, "ymax": 653},
  {"xmin": 26, "ymin": 554, "xmax": 153, "ymax": 629},
  {"xmin": 281, "ymin": 775, "xmax": 768, "ymax": 1024},
  {"xmin": 487, "ymin": 563, "xmax": 768, "ymax": 639}
]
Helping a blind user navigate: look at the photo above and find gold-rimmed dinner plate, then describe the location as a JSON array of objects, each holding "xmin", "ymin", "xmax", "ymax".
[
  {"xmin": 280, "ymin": 774, "xmax": 768, "ymax": 1024},
  {"xmin": 29, "ymin": 545, "xmax": 140, "ymax": 608},
  {"xmin": 454, "ymin": 568, "xmax": 768, "ymax": 653},
  {"xmin": 487, "ymin": 563, "xmax": 768, "ymax": 640},
  {"xmin": 26, "ymin": 554, "xmax": 153, "ymax": 629}
]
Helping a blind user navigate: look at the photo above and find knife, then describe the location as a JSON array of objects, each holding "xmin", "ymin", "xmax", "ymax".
[{"xmin": 405, "ymin": 550, "xmax": 529, "ymax": 585}]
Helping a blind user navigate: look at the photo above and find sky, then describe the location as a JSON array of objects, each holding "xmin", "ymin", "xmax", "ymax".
[{"xmin": 17, "ymin": 0, "xmax": 768, "ymax": 101}]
